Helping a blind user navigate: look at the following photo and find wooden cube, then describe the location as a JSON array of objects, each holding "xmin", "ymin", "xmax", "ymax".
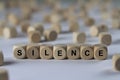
[
  {"xmin": 80, "ymin": 44, "xmax": 94, "ymax": 60},
  {"xmin": 73, "ymin": 32, "xmax": 86, "ymax": 43},
  {"xmin": 0, "ymin": 21, "xmax": 5, "ymax": 36},
  {"xmin": 67, "ymin": 44, "xmax": 80, "ymax": 59},
  {"xmin": 28, "ymin": 31, "xmax": 41, "ymax": 43},
  {"xmin": 21, "ymin": 10, "xmax": 32, "ymax": 20},
  {"xmin": 0, "ymin": 69, "xmax": 9, "ymax": 80},
  {"xmin": 112, "ymin": 54, "xmax": 120, "ymax": 71},
  {"xmin": 90, "ymin": 24, "xmax": 108, "ymax": 37},
  {"xmin": 26, "ymin": 44, "xmax": 40, "ymax": 59},
  {"xmin": 84, "ymin": 17, "xmax": 95, "ymax": 27},
  {"xmin": 33, "ymin": 23, "xmax": 44, "ymax": 35},
  {"xmin": 111, "ymin": 9, "xmax": 120, "ymax": 19},
  {"xmin": 99, "ymin": 24, "xmax": 109, "ymax": 32},
  {"xmin": 13, "ymin": 44, "xmax": 26, "ymax": 59},
  {"xmin": 43, "ymin": 14, "xmax": 51, "ymax": 23},
  {"xmin": 112, "ymin": 9, "xmax": 120, "ymax": 19},
  {"xmin": 79, "ymin": 10, "xmax": 88, "ymax": 19},
  {"xmin": 53, "ymin": 44, "xmax": 67, "ymax": 60},
  {"xmin": 51, "ymin": 23, "xmax": 61, "ymax": 34},
  {"xmin": 112, "ymin": 19, "xmax": 120, "ymax": 29},
  {"xmin": 27, "ymin": 24, "xmax": 44, "ymax": 35},
  {"xmin": 3, "ymin": 27, "xmax": 17, "ymax": 39},
  {"xmin": 50, "ymin": 13, "xmax": 61, "ymax": 23},
  {"xmin": 99, "ymin": 32, "xmax": 112, "ymax": 46},
  {"xmin": 27, "ymin": 27, "xmax": 36, "ymax": 34},
  {"xmin": 90, "ymin": 25, "xmax": 99, "ymax": 37},
  {"xmin": 40, "ymin": 44, "xmax": 53, "ymax": 59},
  {"xmin": 20, "ymin": 21, "xmax": 30, "ymax": 33},
  {"xmin": 69, "ymin": 21, "xmax": 79, "ymax": 32},
  {"xmin": 44, "ymin": 29, "xmax": 58, "ymax": 41},
  {"xmin": 0, "ymin": 50, "xmax": 4, "ymax": 66},
  {"xmin": 8, "ymin": 13, "xmax": 20, "ymax": 26},
  {"xmin": 94, "ymin": 44, "xmax": 108, "ymax": 60}
]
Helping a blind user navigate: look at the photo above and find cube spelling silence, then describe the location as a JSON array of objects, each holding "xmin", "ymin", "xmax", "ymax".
[{"xmin": 13, "ymin": 43, "xmax": 108, "ymax": 60}]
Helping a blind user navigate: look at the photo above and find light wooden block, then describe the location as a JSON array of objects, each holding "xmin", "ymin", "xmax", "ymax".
[
  {"xmin": 0, "ymin": 21, "xmax": 5, "ymax": 36},
  {"xmin": 53, "ymin": 44, "xmax": 67, "ymax": 60},
  {"xmin": 111, "ymin": 9, "xmax": 120, "ymax": 19},
  {"xmin": 51, "ymin": 23, "xmax": 61, "ymax": 34},
  {"xmin": 90, "ymin": 26, "xmax": 99, "ymax": 37},
  {"xmin": 62, "ymin": 9, "xmax": 70, "ymax": 21},
  {"xmin": 112, "ymin": 54, "xmax": 120, "ymax": 71},
  {"xmin": 0, "ymin": 50, "xmax": 4, "ymax": 66},
  {"xmin": 73, "ymin": 32, "xmax": 86, "ymax": 43},
  {"xmin": 34, "ymin": 23, "xmax": 44, "ymax": 35},
  {"xmin": 13, "ymin": 44, "xmax": 26, "ymax": 59},
  {"xmin": 43, "ymin": 14, "xmax": 51, "ymax": 23},
  {"xmin": 20, "ymin": 21, "xmax": 30, "ymax": 33},
  {"xmin": 27, "ymin": 24, "xmax": 44, "ymax": 35},
  {"xmin": 3, "ymin": 27, "xmax": 17, "ymax": 39},
  {"xmin": 21, "ymin": 10, "xmax": 32, "ymax": 20},
  {"xmin": 27, "ymin": 27, "xmax": 36, "ymax": 34},
  {"xmin": 99, "ymin": 24, "xmax": 109, "ymax": 32},
  {"xmin": 8, "ymin": 13, "xmax": 20, "ymax": 26},
  {"xmin": 28, "ymin": 31, "xmax": 41, "ymax": 43},
  {"xmin": 67, "ymin": 15, "xmax": 77, "ymax": 24},
  {"xmin": 0, "ymin": 69, "xmax": 9, "ymax": 80},
  {"xmin": 27, "ymin": 44, "xmax": 40, "ymax": 59},
  {"xmin": 84, "ymin": 17, "xmax": 95, "ymax": 27},
  {"xmin": 44, "ymin": 29, "xmax": 58, "ymax": 41},
  {"xmin": 101, "ymin": 12, "xmax": 110, "ymax": 20},
  {"xmin": 67, "ymin": 44, "xmax": 80, "ymax": 59},
  {"xmin": 80, "ymin": 44, "xmax": 94, "ymax": 60},
  {"xmin": 112, "ymin": 19, "xmax": 120, "ymax": 29},
  {"xmin": 50, "ymin": 13, "xmax": 61, "ymax": 23},
  {"xmin": 99, "ymin": 32, "xmax": 112, "ymax": 46},
  {"xmin": 69, "ymin": 21, "xmax": 79, "ymax": 32},
  {"xmin": 94, "ymin": 44, "xmax": 108, "ymax": 60},
  {"xmin": 90, "ymin": 24, "xmax": 108, "ymax": 37},
  {"xmin": 79, "ymin": 10, "xmax": 88, "ymax": 19},
  {"xmin": 40, "ymin": 44, "xmax": 53, "ymax": 59}
]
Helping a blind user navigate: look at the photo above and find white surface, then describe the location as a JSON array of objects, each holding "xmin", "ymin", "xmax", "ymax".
[{"xmin": 0, "ymin": 8, "xmax": 120, "ymax": 80}]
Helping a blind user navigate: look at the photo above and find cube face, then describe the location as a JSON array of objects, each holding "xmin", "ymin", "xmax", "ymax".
[
  {"xmin": 73, "ymin": 32, "xmax": 86, "ymax": 43},
  {"xmin": 0, "ymin": 69, "xmax": 9, "ymax": 80},
  {"xmin": 0, "ymin": 51, "xmax": 4, "ymax": 66},
  {"xmin": 8, "ymin": 13, "xmax": 19, "ymax": 26},
  {"xmin": 51, "ymin": 23, "xmax": 61, "ymax": 34},
  {"xmin": 90, "ymin": 25, "xmax": 108, "ymax": 37},
  {"xmin": 114, "ymin": 59, "xmax": 120, "ymax": 71},
  {"xmin": 69, "ymin": 21, "xmax": 79, "ymax": 32},
  {"xmin": 99, "ymin": 32, "xmax": 112, "ymax": 46},
  {"xmin": 3, "ymin": 27, "xmax": 17, "ymax": 39},
  {"xmin": 53, "ymin": 45, "xmax": 67, "ymax": 60},
  {"xmin": 84, "ymin": 17, "xmax": 95, "ymax": 26},
  {"xmin": 14, "ymin": 47, "xmax": 26, "ymax": 59},
  {"xmin": 67, "ymin": 46, "xmax": 80, "ymax": 59},
  {"xmin": 21, "ymin": 21, "xmax": 30, "ymax": 33},
  {"xmin": 44, "ymin": 30, "xmax": 58, "ymax": 41},
  {"xmin": 94, "ymin": 47, "xmax": 107, "ymax": 60},
  {"xmin": 80, "ymin": 45, "xmax": 94, "ymax": 60},
  {"xmin": 27, "ymin": 46, "xmax": 40, "ymax": 59},
  {"xmin": 112, "ymin": 20, "xmax": 120, "ymax": 29},
  {"xmin": 112, "ymin": 54, "xmax": 120, "ymax": 71},
  {"xmin": 34, "ymin": 23, "xmax": 44, "ymax": 35},
  {"xmin": 99, "ymin": 24, "xmax": 108, "ymax": 32},
  {"xmin": 40, "ymin": 46, "xmax": 53, "ymax": 59},
  {"xmin": 28, "ymin": 31, "xmax": 41, "ymax": 43},
  {"xmin": 0, "ymin": 26, "xmax": 5, "ymax": 36}
]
